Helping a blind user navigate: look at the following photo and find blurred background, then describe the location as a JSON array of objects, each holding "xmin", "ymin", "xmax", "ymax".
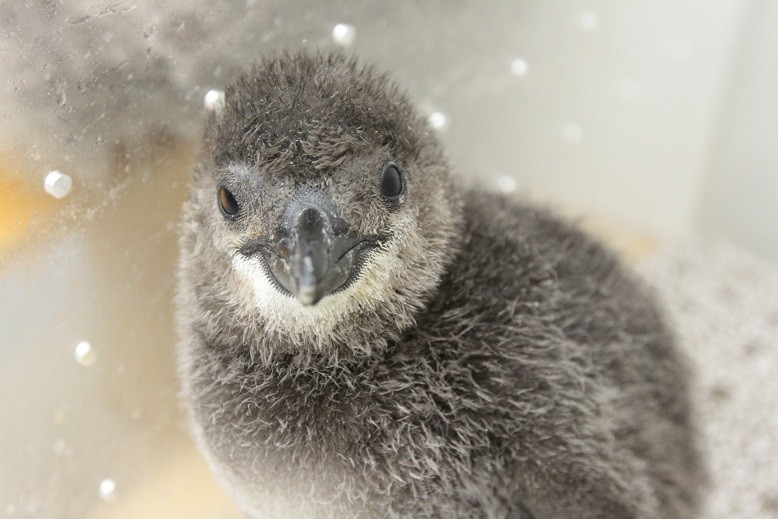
[{"xmin": 1, "ymin": 1, "xmax": 777, "ymax": 518}]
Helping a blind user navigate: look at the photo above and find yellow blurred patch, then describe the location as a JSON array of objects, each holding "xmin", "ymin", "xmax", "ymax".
[
  {"xmin": 87, "ymin": 441, "xmax": 243, "ymax": 519},
  {"xmin": 0, "ymin": 153, "xmax": 61, "ymax": 261}
]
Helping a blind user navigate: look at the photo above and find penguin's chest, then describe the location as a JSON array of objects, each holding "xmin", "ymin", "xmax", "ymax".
[
  {"xmin": 197, "ymin": 373, "xmax": 454, "ymax": 517},
  {"xmin": 195, "ymin": 379, "xmax": 377, "ymax": 515}
]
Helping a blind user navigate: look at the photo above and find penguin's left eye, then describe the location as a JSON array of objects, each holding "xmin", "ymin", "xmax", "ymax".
[
  {"xmin": 379, "ymin": 162, "xmax": 405, "ymax": 203},
  {"xmin": 218, "ymin": 187, "xmax": 240, "ymax": 217}
]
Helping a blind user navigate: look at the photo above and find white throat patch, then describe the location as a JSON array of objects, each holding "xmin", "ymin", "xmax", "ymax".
[{"xmin": 230, "ymin": 221, "xmax": 409, "ymax": 342}]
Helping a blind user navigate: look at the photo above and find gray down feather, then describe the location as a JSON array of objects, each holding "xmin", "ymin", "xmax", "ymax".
[{"xmin": 176, "ymin": 51, "xmax": 704, "ymax": 518}]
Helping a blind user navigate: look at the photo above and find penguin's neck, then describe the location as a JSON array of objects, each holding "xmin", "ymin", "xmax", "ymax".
[{"xmin": 241, "ymin": 349, "xmax": 380, "ymax": 448}]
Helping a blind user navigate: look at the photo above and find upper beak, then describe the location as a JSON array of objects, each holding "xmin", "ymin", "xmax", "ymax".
[
  {"xmin": 284, "ymin": 206, "xmax": 365, "ymax": 305},
  {"xmin": 240, "ymin": 201, "xmax": 383, "ymax": 306}
]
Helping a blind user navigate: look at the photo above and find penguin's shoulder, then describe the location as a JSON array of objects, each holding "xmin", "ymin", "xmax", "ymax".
[
  {"xmin": 461, "ymin": 190, "xmax": 614, "ymax": 264},
  {"xmin": 425, "ymin": 188, "xmax": 658, "ymax": 344},
  {"xmin": 454, "ymin": 190, "xmax": 623, "ymax": 297},
  {"xmin": 445, "ymin": 190, "xmax": 663, "ymax": 348}
]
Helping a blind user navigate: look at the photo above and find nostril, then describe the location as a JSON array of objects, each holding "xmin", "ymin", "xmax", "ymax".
[
  {"xmin": 299, "ymin": 207, "xmax": 323, "ymax": 226},
  {"xmin": 296, "ymin": 207, "xmax": 327, "ymax": 236},
  {"xmin": 296, "ymin": 207, "xmax": 325, "ymax": 230}
]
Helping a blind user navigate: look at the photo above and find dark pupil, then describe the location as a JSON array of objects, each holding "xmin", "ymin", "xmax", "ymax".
[
  {"xmin": 218, "ymin": 188, "xmax": 239, "ymax": 215},
  {"xmin": 381, "ymin": 165, "xmax": 402, "ymax": 199}
]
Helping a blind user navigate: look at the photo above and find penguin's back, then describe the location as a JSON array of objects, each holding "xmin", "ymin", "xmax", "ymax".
[{"xmin": 432, "ymin": 190, "xmax": 704, "ymax": 516}]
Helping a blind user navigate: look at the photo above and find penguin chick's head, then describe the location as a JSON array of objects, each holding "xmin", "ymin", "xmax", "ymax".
[{"xmin": 185, "ymin": 51, "xmax": 461, "ymax": 352}]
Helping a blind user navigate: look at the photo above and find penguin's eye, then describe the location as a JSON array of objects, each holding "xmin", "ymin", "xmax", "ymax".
[
  {"xmin": 217, "ymin": 187, "xmax": 240, "ymax": 217},
  {"xmin": 379, "ymin": 162, "xmax": 405, "ymax": 203}
]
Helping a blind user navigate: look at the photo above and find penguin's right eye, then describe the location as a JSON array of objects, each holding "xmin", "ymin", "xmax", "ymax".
[
  {"xmin": 379, "ymin": 161, "xmax": 405, "ymax": 203},
  {"xmin": 218, "ymin": 187, "xmax": 240, "ymax": 217}
]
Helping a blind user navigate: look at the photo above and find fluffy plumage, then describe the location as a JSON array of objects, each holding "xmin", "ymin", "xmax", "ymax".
[{"xmin": 177, "ymin": 51, "xmax": 703, "ymax": 518}]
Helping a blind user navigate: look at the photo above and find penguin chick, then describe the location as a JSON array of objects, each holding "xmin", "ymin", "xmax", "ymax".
[{"xmin": 177, "ymin": 51, "xmax": 704, "ymax": 518}]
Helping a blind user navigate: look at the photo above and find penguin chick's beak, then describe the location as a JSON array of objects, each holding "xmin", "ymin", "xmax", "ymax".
[{"xmin": 240, "ymin": 206, "xmax": 384, "ymax": 306}]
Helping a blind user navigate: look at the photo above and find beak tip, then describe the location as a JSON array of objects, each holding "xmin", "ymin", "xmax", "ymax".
[
  {"xmin": 296, "ymin": 256, "xmax": 322, "ymax": 306},
  {"xmin": 298, "ymin": 293, "xmax": 317, "ymax": 306},
  {"xmin": 296, "ymin": 282, "xmax": 319, "ymax": 306}
]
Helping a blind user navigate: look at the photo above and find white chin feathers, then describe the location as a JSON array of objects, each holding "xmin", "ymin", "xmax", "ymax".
[
  {"xmin": 230, "ymin": 213, "xmax": 417, "ymax": 342},
  {"xmin": 231, "ymin": 246, "xmax": 394, "ymax": 338}
]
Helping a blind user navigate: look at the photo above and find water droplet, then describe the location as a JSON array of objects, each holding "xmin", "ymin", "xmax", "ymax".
[
  {"xmin": 99, "ymin": 479, "xmax": 117, "ymax": 502},
  {"xmin": 427, "ymin": 112, "xmax": 448, "ymax": 131},
  {"xmin": 53, "ymin": 438, "xmax": 67, "ymax": 455},
  {"xmin": 332, "ymin": 23, "xmax": 356, "ymax": 46},
  {"xmin": 510, "ymin": 59, "xmax": 528, "ymax": 77},
  {"xmin": 204, "ymin": 89, "xmax": 225, "ymax": 113},
  {"xmin": 580, "ymin": 12, "xmax": 599, "ymax": 31},
  {"xmin": 496, "ymin": 175, "xmax": 517, "ymax": 194},
  {"xmin": 562, "ymin": 123, "xmax": 583, "ymax": 144},
  {"xmin": 23, "ymin": 498, "xmax": 39, "ymax": 516},
  {"xmin": 44, "ymin": 170, "xmax": 72, "ymax": 199},
  {"xmin": 74, "ymin": 341, "xmax": 97, "ymax": 367}
]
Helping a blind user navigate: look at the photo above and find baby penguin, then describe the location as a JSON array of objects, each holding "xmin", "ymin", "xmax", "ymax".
[{"xmin": 177, "ymin": 51, "xmax": 703, "ymax": 518}]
